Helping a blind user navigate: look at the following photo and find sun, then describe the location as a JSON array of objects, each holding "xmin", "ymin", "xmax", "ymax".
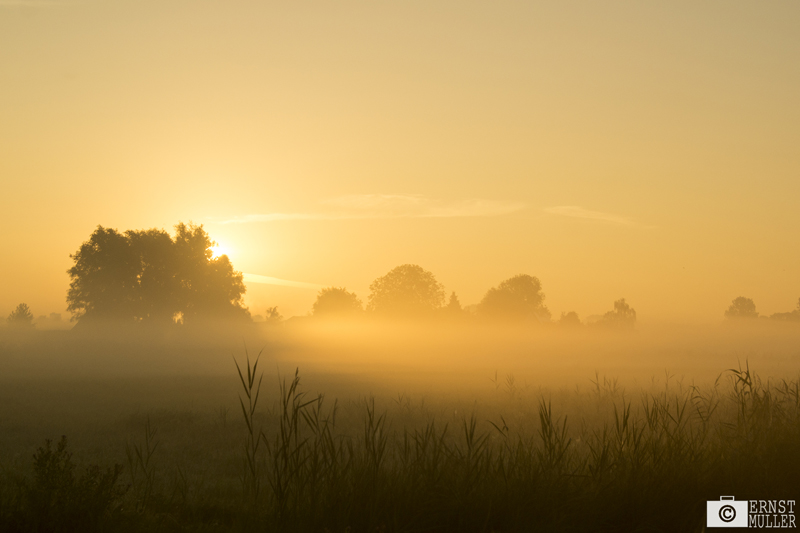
[{"xmin": 210, "ymin": 244, "xmax": 231, "ymax": 259}]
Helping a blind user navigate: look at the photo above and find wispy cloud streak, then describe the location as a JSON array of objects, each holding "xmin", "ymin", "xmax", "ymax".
[
  {"xmin": 0, "ymin": 1, "xmax": 73, "ymax": 6},
  {"xmin": 543, "ymin": 206, "xmax": 636, "ymax": 225},
  {"xmin": 216, "ymin": 194, "xmax": 525, "ymax": 225},
  {"xmin": 242, "ymin": 273, "xmax": 323, "ymax": 290}
]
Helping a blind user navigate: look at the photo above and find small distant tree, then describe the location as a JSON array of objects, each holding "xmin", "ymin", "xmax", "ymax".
[
  {"xmin": 367, "ymin": 264, "xmax": 445, "ymax": 316},
  {"xmin": 446, "ymin": 292, "xmax": 463, "ymax": 314},
  {"xmin": 7, "ymin": 303, "xmax": 34, "ymax": 328},
  {"xmin": 477, "ymin": 274, "xmax": 551, "ymax": 322},
  {"xmin": 599, "ymin": 299, "xmax": 636, "ymax": 328},
  {"xmin": 725, "ymin": 297, "xmax": 758, "ymax": 319},
  {"xmin": 265, "ymin": 306, "xmax": 283, "ymax": 324},
  {"xmin": 559, "ymin": 311, "xmax": 581, "ymax": 327},
  {"xmin": 312, "ymin": 287, "xmax": 363, "ymax": 317}
]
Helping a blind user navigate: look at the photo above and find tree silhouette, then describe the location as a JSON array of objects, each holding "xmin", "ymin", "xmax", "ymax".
[
  {"xmin": 127, "ymin": 228, "xmax": 179, "ymax": 323},
  {"xmin": 599, "ymin": 299, "xmax": 636, "ymax": 328},
  {"xmin": 7, "ymin": 303, "xmax": 34, "ymax": 328},
  {"xmin": 724, "ymin": 297, "xmax": 758, "ymax": 319},
  {"xmin": 559, "ymin": 311, "xmax": 582, "ymax": 326},
  {"xmin": 769, "ymin": 298, "xmax": 800, "ymax": 321},
  {"xmin": 477, "ymin": 274, "xmax": 551, "ymax": 322},
  {"xmin": 312, "ymin": 287, "xmax": 363, "ymax": 317},
  {"xmin": 264, "ymin": 306, "xmax": 283, "ymax": 324},
  {"xmin": 367, "ymin": 264, "xmax": 445, "ymax": 316},
  {"xmin": 172, "ymin": 223, "xmax": 248, "ymax": 323},
  {"xmin": 446, "ymin": 292, "xmax": 463, "ymax": 314},
  {"xmin": 67, "ymin": 222, "xmax": 248, "ymax": 324},
  {"xmin": 67, "ymin": 227, "xmax": 140, "ymax": 321}
]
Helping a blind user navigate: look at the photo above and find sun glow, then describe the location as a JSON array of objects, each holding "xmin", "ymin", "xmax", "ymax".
[{"xmin": 210, "ymin": 244, "xmax": 231, "ymax": 259}]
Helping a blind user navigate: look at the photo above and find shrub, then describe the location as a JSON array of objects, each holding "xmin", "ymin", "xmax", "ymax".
[{"xmin": 5, "ymin": 436, "xmax": 125, "ymax": 533}]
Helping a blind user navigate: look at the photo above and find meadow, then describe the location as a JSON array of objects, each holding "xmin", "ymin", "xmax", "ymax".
[{"xmin": 0, "ymin": 321, "xmax": 798, "ymax": 532}]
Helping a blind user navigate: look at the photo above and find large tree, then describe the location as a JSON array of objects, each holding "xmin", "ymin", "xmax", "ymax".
[
  {"xmin": 171, "ymin": 222, "xmax": 248, "ymax": 323},
  {"xmin": 367, "ymin": 264, "xmax": 445, "ymax": 316},
  {"xmin": 478, "ymin": 274, "xmax": 551, "ymax": 322},
  {"xmin": 127, "ymin": 227, "xmax": 180, "ymax": 323},
  {"xmin": 67, "ymin": 222, "xmax": 248, "ymax": 324},
  {"xmin": 66, "ymin": 226, "xmax": 141, "ymax": 321}
]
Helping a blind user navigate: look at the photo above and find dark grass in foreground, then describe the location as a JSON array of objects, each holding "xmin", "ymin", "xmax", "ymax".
[{"xmin": 1, "ymin": 361, "xmax": 799, "ymax": 533}]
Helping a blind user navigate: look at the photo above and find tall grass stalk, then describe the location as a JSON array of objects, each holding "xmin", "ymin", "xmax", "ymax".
[
  {"xmin": 234, "ymin": 348, "xmax": 264, "ymax": 503},
  {"xmin": 125, "ymin": 417, "xmax": 158, "ymax": 512}
]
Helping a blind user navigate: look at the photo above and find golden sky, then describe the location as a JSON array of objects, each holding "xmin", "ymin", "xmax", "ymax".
[{"xmin": 1, "ymin": 0, "xmax": 798, "ymax": 322}]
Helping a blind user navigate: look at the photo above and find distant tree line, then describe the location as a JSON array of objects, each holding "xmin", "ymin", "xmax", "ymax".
[
  {"xmin": 11, "ymin": 222, "xmax": 798, "ymax": 330},
  {"xmin": 725, "ymin": 296, "xmax": 800, "ymax": 321},
  {"xmin": 4, "ymin": 304, "xmax": 65, "ymax": 330},
  {"xmin": 8, "ymin": 225, "xmax": 637, "ymax": 328},
  {"xmin": 305, "ymin": 264, "xmax": 637, "ymax": 328}
]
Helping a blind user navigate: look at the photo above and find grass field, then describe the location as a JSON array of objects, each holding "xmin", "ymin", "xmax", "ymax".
[{"xmin": 0, "ymin": 322, "xmax": 799, "ymax": 532}]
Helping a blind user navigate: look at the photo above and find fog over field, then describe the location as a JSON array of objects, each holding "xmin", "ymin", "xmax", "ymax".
[{"xmin": 4, "ymin": 318, "xmax": 800, "ymax": 384}]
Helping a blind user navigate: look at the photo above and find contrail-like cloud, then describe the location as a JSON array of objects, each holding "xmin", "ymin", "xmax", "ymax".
[
  {"xmin": 0, "ymin": 1, "xmax": 73, "ymax": 6},
  {"xmin": 215, "ymin": 194, "xmax": 525, "ymax": 224},
  {"xmin": 543, "ymin": 206, "xmax": 636, "ymax": 225},
  {"xmin": 242, "ymin": 273, "xmax": 324, "ymax": 290}
]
